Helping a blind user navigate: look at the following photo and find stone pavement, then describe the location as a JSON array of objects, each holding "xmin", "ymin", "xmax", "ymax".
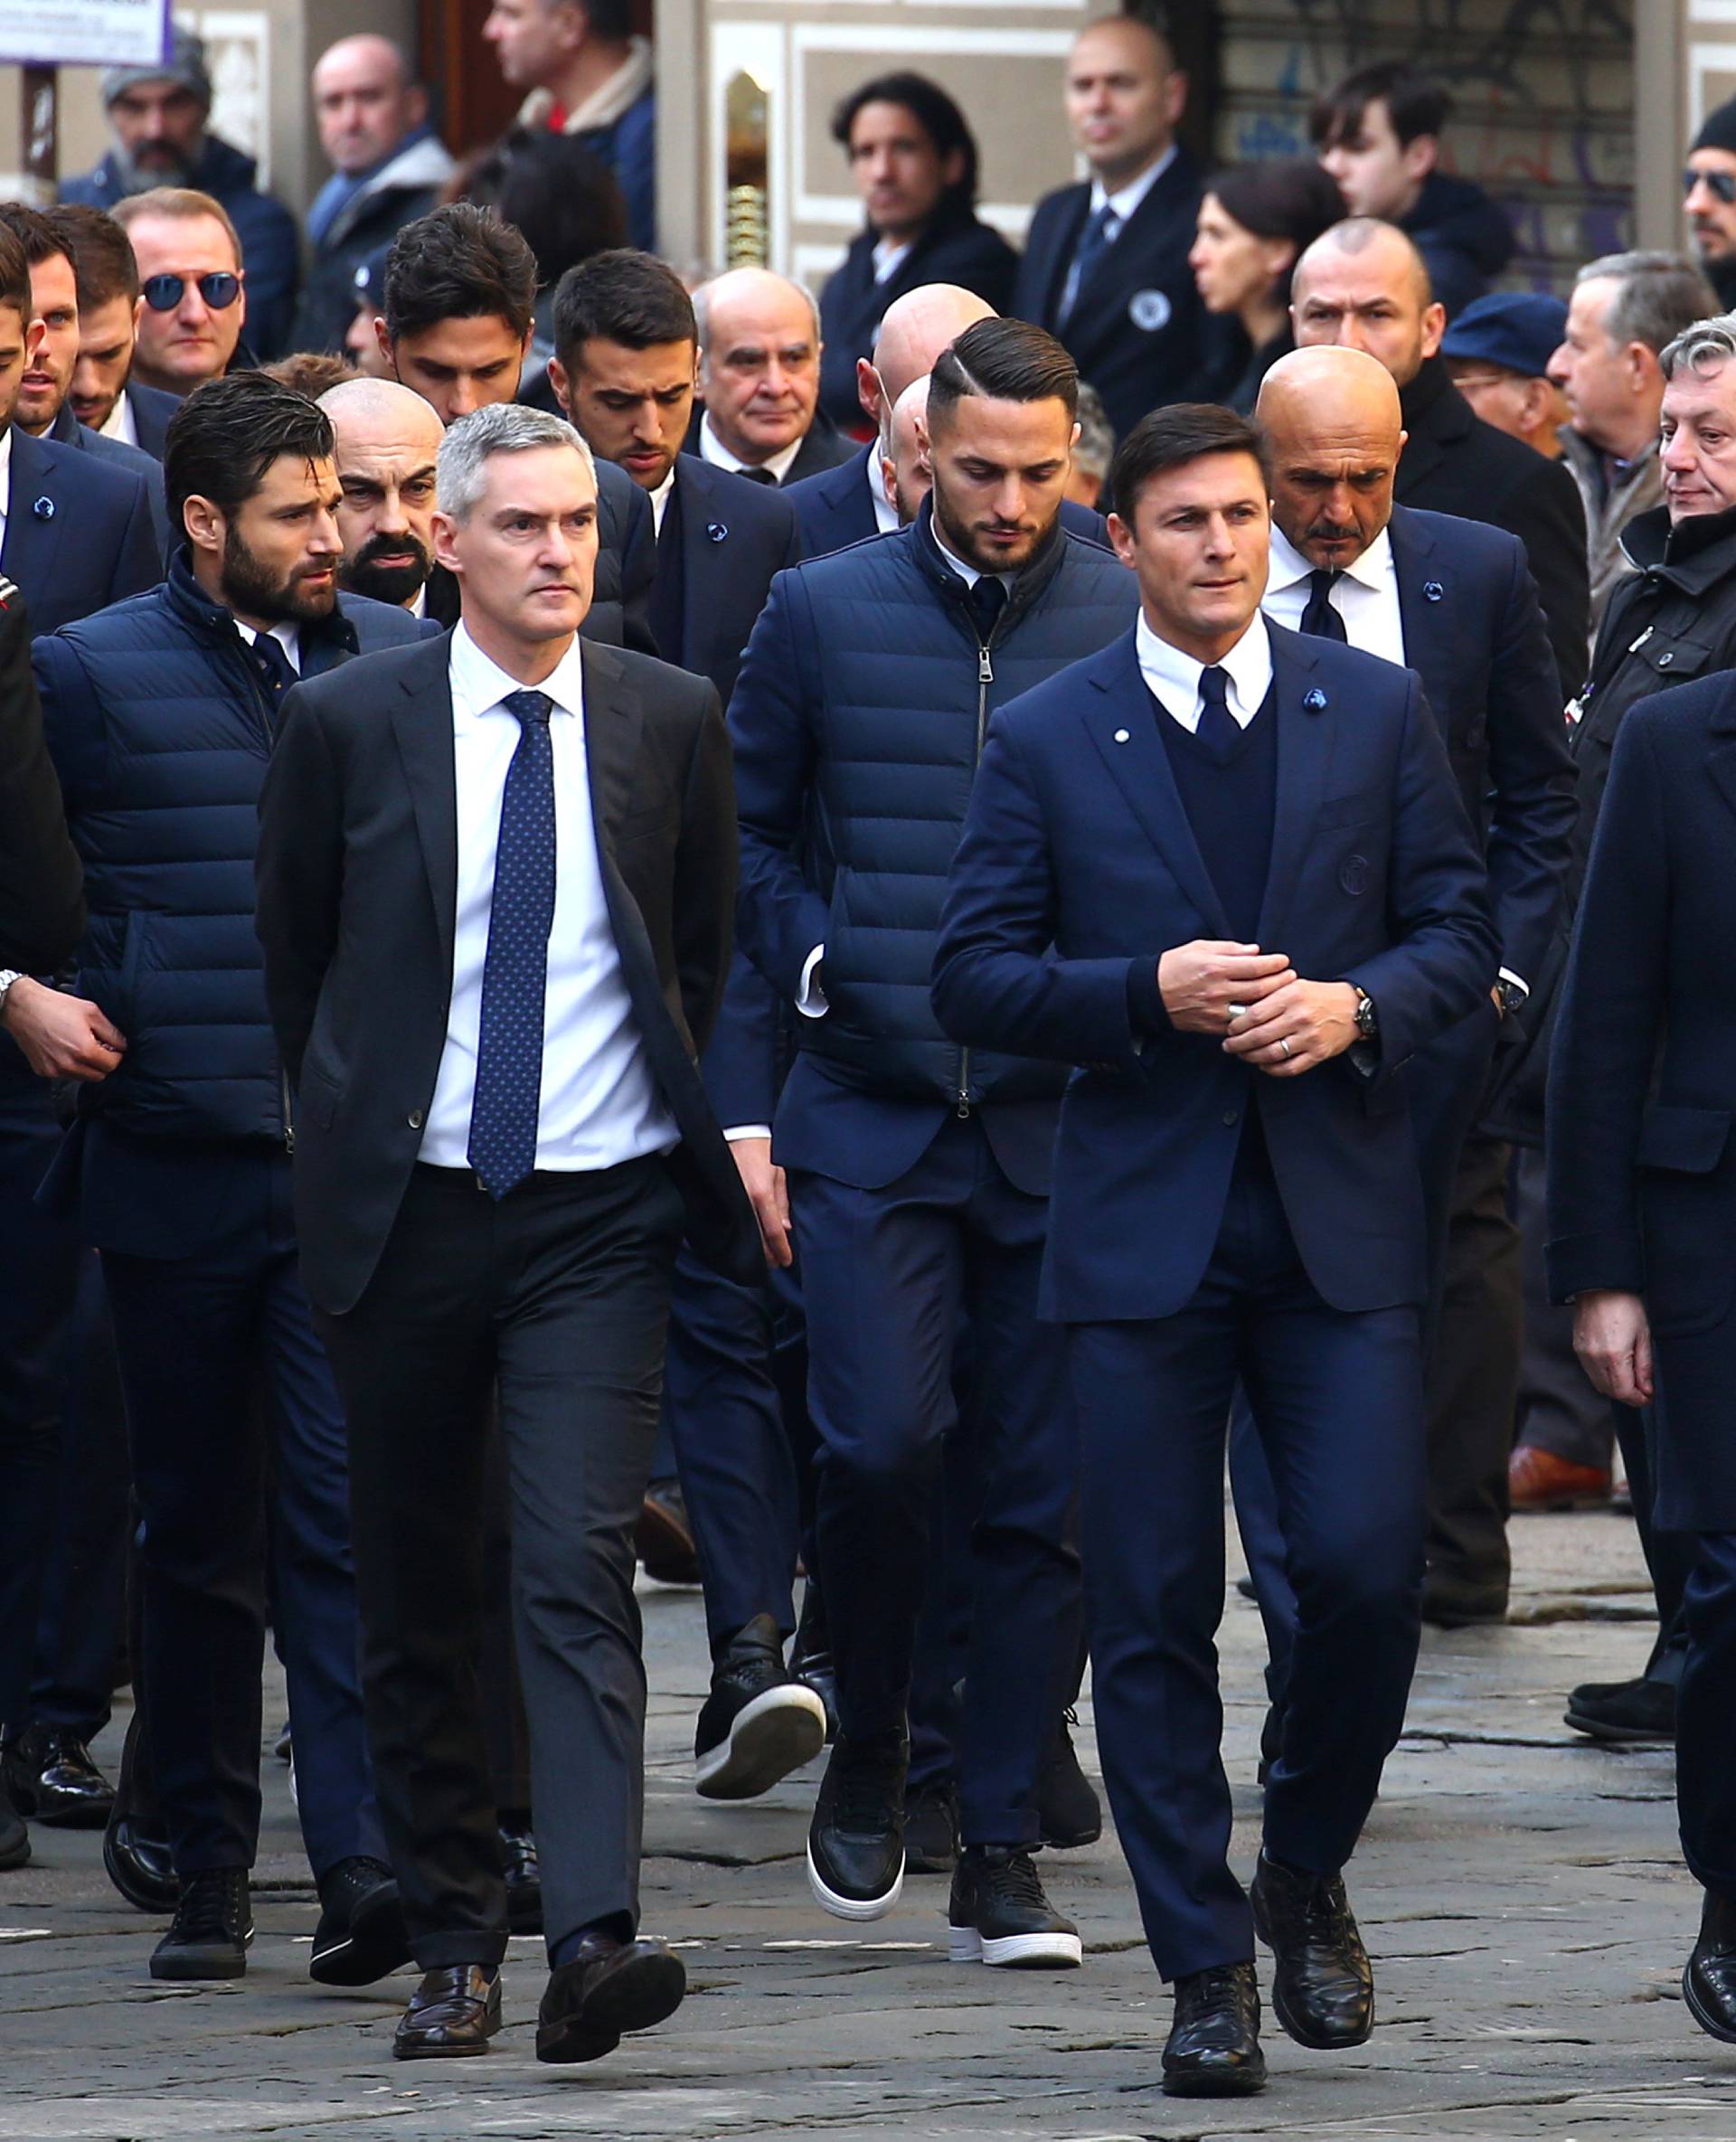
[{"xmin": 4, "ymin": 1505, "xmax": 1733, "ymax": 2141}]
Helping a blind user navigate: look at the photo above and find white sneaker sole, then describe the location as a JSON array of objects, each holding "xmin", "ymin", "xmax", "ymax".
[
  {"xmin": 696, "ymin": 1685, "xmax": 827, "ymax": 1800},
  {"xmin": 806, "ymin": 1842, "xmax": 903, "ymax": 1920},
  {"xmin": 948, "ymin": 1925, "xmax": 1083, "ymax": 1968}
]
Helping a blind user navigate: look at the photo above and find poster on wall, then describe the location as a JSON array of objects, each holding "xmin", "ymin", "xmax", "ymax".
[{"xmin": 0, "ymin": 0, "xmax": 169, "ymax": 68}]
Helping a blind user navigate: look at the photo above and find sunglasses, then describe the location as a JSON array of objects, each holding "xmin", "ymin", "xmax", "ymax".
[
  {"xmin": 1685, "ymin": 166, "xmax": 1736, "ymax": 204},
  {"xmin": 141, "ymin": 270, "xmax": 242, "ymax": 312}
]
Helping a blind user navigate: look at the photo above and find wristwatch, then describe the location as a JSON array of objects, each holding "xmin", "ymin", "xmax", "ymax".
[
  {"xmin": 1495, "ymin": 976, "xmax": 1528, "ymax": 1019},
  {"xmin": 0, "ymin": 970, "xmax": 22, "ymax": 1024},
  {"xmin": 1353, "ymin": 986, "xmax": 1379, "ymax": 1042}
]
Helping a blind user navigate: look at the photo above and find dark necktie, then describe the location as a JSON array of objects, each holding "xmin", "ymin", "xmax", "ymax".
[
  {"xmin": 467, "ymin": 689, "xmax": 557, "ymax": 1200},
  {"xmin": 1195, "ymin": 664, "xmax": 1241, "ymax": 765},
  {"xmin": 740, "ymin": 466, "xmax": 778, "ymax": 486},
  {"xmin": 249, "ymin": 628, "xmax": 297, "ymax": 704},
  {"xmin": 968, "ymin": 574, "xmax": 1007, "ymax": 643},
  {"xmin": 1060, "ymin": 203, "xmax": 1118, "ymax": 326},
  {"xmin": 1298, "ymin": 568, "xmax": 1348, "ymax": 643}
]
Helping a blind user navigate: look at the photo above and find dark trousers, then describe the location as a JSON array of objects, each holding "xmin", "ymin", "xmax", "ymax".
[
  {"xmin": 317, "ymin": 1157, "xmax": 684, "ymax": 1972},
  {"xmin": 792, "ymin": 1113, "xmax": 1080, "ymax": 1849},
  {"xmin": 1677, "ymin": 1532, "xmax": 1736, "ymax": 1895},
  {"xmin": 1073, "ymin": 1149, "xmax": 1424, "ymax": 1981},
  {"xmin": 102, "ymin": 1146, "xmax": 382, "ymax": 1879},
  {"xmin": 1513, "ymin": 1146, "xmax": 1615, "ymax": 1471}
]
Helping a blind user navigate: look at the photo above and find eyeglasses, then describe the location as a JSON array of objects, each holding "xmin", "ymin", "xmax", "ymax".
[
  {"xmin": 1685, "ymin": 166, "xmax": 1736, "ymax": 204},
  {"xmin": 141, "ymin": 270, "xmax": 242, "ymax": 312}
]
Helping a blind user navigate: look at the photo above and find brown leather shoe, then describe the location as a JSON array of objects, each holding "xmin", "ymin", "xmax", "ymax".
[
  {"xmin": 535, "ymin": 1933, "xmax": 685, "ymax": 2063},
  {"xmin": 1509, "ymin": 1445, "xmax": 1612, "ymax": 1513},
  {"xmin": 392, "ymin": 1966, "xmax": 502, "ymax": 2060}
]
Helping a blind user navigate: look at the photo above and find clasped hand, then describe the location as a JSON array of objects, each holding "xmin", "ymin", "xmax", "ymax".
[{"xmin": 1156, "ymin": 940, "xmax": 1360, "ymax": 1078}]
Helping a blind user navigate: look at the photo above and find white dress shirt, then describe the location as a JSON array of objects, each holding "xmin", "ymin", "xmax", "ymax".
[
  {"xmin": 1137, "ymin": 608, "xmax": 1273, "ymax": 732},
  {"xmin": 418, "ymin": 623, "xmax": 677, "ymax": 1173},
  {"xmin": 231, "ymin": 616, "xmax": 301, "ymax": 672},
  {"xmin": 865, "ymin": 442, "xmax": 900, "ymax": 536},
  {"xmin": 1261, "ymin": 522, "xmax": 1406, "ymax": 671},
  {"xmin": 99, "ymin": 394, "xmax": 139, "ymax": 449},
  {"xmin": 0, "ymin": 425, "xmax": 16, "ymax": 551},
  {"xmin": 648, "ymin": 466, "xmax": 676, "ymax": 537},
  {"xmin": 872, "ymin": 236, "xmax": 913, "ymax": 285},
  {"xmin": 698, "ymin": 412, "xmax": 804, "ymax": 487}
]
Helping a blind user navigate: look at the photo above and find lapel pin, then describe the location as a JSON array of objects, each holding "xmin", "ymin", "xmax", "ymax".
[
  {"xmin": 32, "ymin": 495, "xmax": 53, "ymax": 522},
  {"xmin": 1303, "ymin": 686, "xmax": 1327, "ymax": 712},
  {"xmin": 1113, "ymin": 727, "xmax": 1130, "ymax": 743},
  {"xmin": 1423, "ymin": 579, "xmax": 1444, "ymax": 602},
  {"xmin": 706, "ymin": 521, "xmax": 727, "ymax": 543}
]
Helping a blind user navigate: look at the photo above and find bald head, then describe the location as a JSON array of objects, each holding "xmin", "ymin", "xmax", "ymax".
[
  {"xmin": 1260, "ymin": 344, "xmax": 1409, "ymax": 570},
  {"xmin": 319, "ymin": 376, "xmax": 445, "ymax": 606},
  {"xmin": 863, "ymin": 284, "xmax": 996, "ymax": 429},
  {"xmin": 1290, "ymin": 218, "xmax": 1444, "ymax": 388},
  {"xmin": 879, "ymin": 373, "xmax": 931, "ymax": 524},
  {"xmin": 312, "ymin": 33, "xmax": 424, "ymax": 177},
  {"xmin": 693, "ymin": 267, "xmax": 825, "ymax": 466}
]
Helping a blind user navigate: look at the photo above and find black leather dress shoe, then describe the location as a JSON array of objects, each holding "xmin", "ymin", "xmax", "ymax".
[
  {"xmin": 309, "ymin": 1856, "xmax": 410, "ymax": 1986},
  {"xmin": 499, "ymin": 1818, "xmax": 542, "ymax": 1935},
  {"xmin": 394, "ymin": 1966, "xmax": 502, "ymax": 2059},
  {"xmin": 1565, "ymin": 1674, "xmax": 1675, "ymax": 1743},
  {"xmin": 1684, "ymin": 1890, "xmax": 1736, "ymax": 2042},
  {"xmin": 636, "ymin": 1481, "xmax": 702, "ymax": 1585},
  {"xmin": 0, "ymin": 1778, "xmax": 28, "ymax": 1872},
  {"xmin": 151, "ymin": 1868, "xmax": 253, "ymax": 1979},
  {"xmin": 536, "ymin": 1932, "xmax": 686, "ymax": 2062},
  {"xmin": 3, "ymin": 1724, "xmax": 115, "ymax": 1828},
  {"xmin": 104, "ymin": 1811, "xmax": 178, "ymax": 1913},
  {"xmin": 1250, "ymin": 1849, "xmax": 1373, "ymax": 2049},
  {"xmin": 1163, "ymin": 1961, "xmax": 1266, "ymax": 2096}
]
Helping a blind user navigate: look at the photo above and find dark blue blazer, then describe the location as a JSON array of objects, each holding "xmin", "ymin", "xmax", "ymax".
[
  {"xmin": 124, "ymin": 382, "xmax": 180, "ymax": 461},
  {"xmin": 787, "ymin": 441, "xmax": 1110, "ymax": 561},
  {"xmin": 48, "ymin": 401, "xmax": 169, "ymax": 561},
  {"xmin": 1384, "ymin": 504, "xmax": 1575, "ymax": 992},
  {"xmin": 1012, "ymin": 150, "xmax": 1227, "ymax": 444},
  {"xmin": 4, "ymin": 425, "xmax": 159, "ymax": 636},
  {"xmin": 1545, "ymin": 678, "xmax": 1736, "ymax": 1524},
  {"xmin": 655, "ymin": 455, "xmax": 800, "ymax": 711},
  {"xmin": 932, "ymin": 624, "xmax": 1497, "ymax": 1323}
]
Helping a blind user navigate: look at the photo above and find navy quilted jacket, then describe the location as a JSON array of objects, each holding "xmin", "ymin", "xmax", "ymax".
[{"xmin": 729, "ymin": 500, "xmax": 1139, "ymax": 1107}]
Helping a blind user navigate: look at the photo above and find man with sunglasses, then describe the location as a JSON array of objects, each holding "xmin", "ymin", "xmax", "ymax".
[
  {"xmin": 1686, "ymin": 101, "xmax": 1736, "ymax": 310},
  {"xmin": 111, "ymin": 190, "xmax": 254, "ymax": 400}
]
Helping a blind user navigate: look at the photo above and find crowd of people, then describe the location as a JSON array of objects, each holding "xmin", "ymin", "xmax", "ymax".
[{"xmin": 5, "ymin": 0, "xmax": 1736, "ymax": 2105}]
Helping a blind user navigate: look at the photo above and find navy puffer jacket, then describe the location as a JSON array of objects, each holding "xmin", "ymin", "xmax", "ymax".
[
  {"xmin": 730, "ymin": 499, "xmax": 1140, "ymax": 1108},
  {"xmin": 33, "ymin": 554, "xmax": 432, "ymax": 1146}
]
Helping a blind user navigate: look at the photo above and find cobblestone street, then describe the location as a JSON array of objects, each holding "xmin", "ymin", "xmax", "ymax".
[{"xmin": 4, "ymin": 1507, "xmax": 1730, "ymax": 2140}]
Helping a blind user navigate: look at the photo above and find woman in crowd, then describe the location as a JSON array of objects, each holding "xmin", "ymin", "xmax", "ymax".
[{"xmin": 1189, "ymin": 158, "xmax": 1347, "ymax": 412}]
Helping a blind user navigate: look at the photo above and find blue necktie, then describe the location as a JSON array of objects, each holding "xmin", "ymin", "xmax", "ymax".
[
  {"xmin": 1059, "ymin": 204, "xmax": 1118, "ymax": 326},
  {"xmin": 1195, "ymin": 665, "xmax": 1241, "ymax": 766},
  {"xmin": 250, "ymin": 628, "xmax": 297, "ymax": 706},
  {"xmin": 467, "ymin": 689, "xmax": 557, "ymax": 1200},
  {"xmin": 1299, "ymin": 569, "xmax": 1348, "ymax": 643}
]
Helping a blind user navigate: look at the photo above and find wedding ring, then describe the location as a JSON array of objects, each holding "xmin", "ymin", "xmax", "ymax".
[
  {"xmin": 1279, "ymin": 1037, "xmax": 1293, "ymax": 1059},
  {"xmin": 1227, "ymin": 1003, "xmax": 1249, "ymax": 1024}
]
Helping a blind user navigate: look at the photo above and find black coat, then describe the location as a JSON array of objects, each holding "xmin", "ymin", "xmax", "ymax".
[
  {"xmin": 1012, "ymin": 150, "xmax": 1227, "ymax": 443},
  {"xmin": 1395, "ymin": 357, "xmax": 1590, "ymax": 704},
  {"xmin": 817, "ymin": 207, "xmax": 1018, "ymax": 432},
  {"xmin": 0, "ymin": 583, "xmax": 80, "ymax": 972}
]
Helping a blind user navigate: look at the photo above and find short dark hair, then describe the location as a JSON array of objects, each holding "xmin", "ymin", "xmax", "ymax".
[
  {"xmin": 44, "ymin": 203, "xmax": 139, "ymax": 309},
  {"xmin": 457, "ymin": 129, "xmax": 627, "ymax": 291},
  {"xmin": 383, "ymin": 202, "xmax": 538, "ymax": 345},
  {"xmin": 1309, "ymin": 62, "xmax": 1452, "ymax": 152},
  {"xmin": 928, "ymin": 316, "xmax": 1078, "ymax": 432},
  {"xmin": 1109, "ymin": 402, "xmax": 1269, "ymax": 524},
  {"xmin": 164, "ymin": 371, "xmax": 335, "ymax": 540},
  {"xmin": 0, "ymin": 203, "xmax": 65, "ymax": 269},
  {"xmin": 831, "ymin": 71, "xmax": 979, "ymax": 213},
  {"xmin": 550, "ymin": 248, "xmax": 695, "ymax": 367},
  {"xmin": 0, "ymin": 221, "xmax": 32, "ymax": 326},
  {"xmin": 1204, "ymin": 160, "xmax": 1348, "ymax": 304},
  {"xmin": 262, "ymin": 350, "xmax": 354, "ymax": 399}
]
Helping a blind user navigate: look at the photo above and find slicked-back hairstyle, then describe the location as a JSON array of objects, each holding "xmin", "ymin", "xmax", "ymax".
[
  {"xmin": 831, "ymin": 71, "xmax": 980, "ymax": 213},
  {"xmin": 111, "ymin": 186, "xmax": 242, "ymax": 267},
  {"xmin": 164, "ymin": 371, "xmax": 335, "ymax": 540},
  {"xmin": 1577, "ymin": 250, "xmax": 1721, "ymax": 360},
  {"xmin": 438, "ymin": 400, "xmax": 595, "ymax": 523},
  {"xmin": 0, "ymin": 203, "xmax": 66, "ymax": 269},
  {"xmin": 550, "ymin": 247, "xmax": 696, "ymax": 370},
  {"xmin": 44, "ymin": 203, "xmax": 139, "ymax": 309},
  {"xmin": 928, "ymin": 316, "xmax": 1079, "ymax": 433},
  {"xmin": 1309, "ymin": 61, "xmax": 1452, "ymax": 151},
  {"xmin": 383, "ymin": 202, "xmax": 538, "ymax": 344},
  {"xmin": 1109, "ymin": 402, "xmax": 1269, "ymax": 524},
  {"xmin": 0, "ymin": 220, "xmax": 33, "ymax": 326}
]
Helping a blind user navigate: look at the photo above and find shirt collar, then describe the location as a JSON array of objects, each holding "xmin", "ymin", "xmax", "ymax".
[
  {"xmin": 100, "ymin": 394, "xmax": 138, "ymax": 448},
  {"xmin": 1089, "ymin": 144, "xmax": 1176, "ymax": 226},
  {"xmin": 648, "ymin": 465, "xmax": 676, "ymax": 536},
  {"xmin": 1267, "ymin": 519, "xmax": 1394, "ymax": 595},
  {"xmin": 866, "ymin": 443, "xmax": 900, "ymax": 534},
  {"xmin": 448, "ymin": 618, "xmax": 585, "ymax": 725},
  {"xmin": 408, "ymin": 584, "xmax": 428, "ymax": 619},
  {"xmin": 0, "ymin": 426, "xmax": 15, "ymax": 492},
  {"xmin": 698, "ymin": 410, "xmax": 804, "ymax": 485},
  {"xmin": 929, "ymin": 516, "xmax": 1015, "ymax": 594},
  {"xmin": 231, "ymin": 616, "xmax": 301, "ymax": 672},
  {"xmin": 1136, "ymin": 607, "xmax": 1272, "ymax": 720}
]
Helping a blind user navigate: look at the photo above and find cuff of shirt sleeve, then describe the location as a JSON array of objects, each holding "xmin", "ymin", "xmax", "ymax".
[
  {"xmin": 1497, "ymin": 967, "xmax": 1529, "ymax": 997},
  {"xmin": 1126, "ymin": 958, "xmax": 1169, "ymax": 1038},
  {"xmin": 723, "ymin": 1125, "xmax": 773, "ymax": 1142},
  {"xmin": 797, "ymin": 944, "xmax": 828, "ymax": 1018}
]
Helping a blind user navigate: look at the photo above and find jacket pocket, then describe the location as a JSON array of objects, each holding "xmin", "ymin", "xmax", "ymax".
[
  {"xmin": 297, "ymin": 1061, "xmax": 342, "ymax": 1130},
  {"xmin": 1316, "ymin": 790, "xmax": 1382, "ymax": 829}
]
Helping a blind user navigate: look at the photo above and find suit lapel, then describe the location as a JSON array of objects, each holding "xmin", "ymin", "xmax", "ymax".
[
  {"xmin": 390, "ymin": 642, "xmax": 460, "ymax": 978},
  {"xmin": 677, "ymin": 460, "xmax": 718, "ymax": 686},
  {"xmin": 1708, "ymin": 735, "xmax": 1736, "ymax": 830},
  {"xmin": 1389, "ymin": 507, "xmax": 1454, "ymax": 716},
  {"xmin": 1254, "ymin": 634, "xmax": 1336, "ymax": 945},
  {"xmin": 2, "ymin": 429, "xmax": 59, "ymax": 589},
  {"xmin": 1041, "ymin": 189, "xmax": 1091, "ymax": 324},
  {"xmin": 1084, "ymin": 631, "xmax": 1230, "ymax": 937},
  {"xmin": 579, "ymin": 638, "xmax": 644, "ymax": 860}
]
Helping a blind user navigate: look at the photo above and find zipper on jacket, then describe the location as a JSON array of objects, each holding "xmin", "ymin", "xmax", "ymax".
[
  {"xmin": 956, "ymin": 630, "xmax": 996, "ymax": 1118},
  {"xmin": 281, "ymin": 1065, "xmax": 296, "ymax": 1156}
]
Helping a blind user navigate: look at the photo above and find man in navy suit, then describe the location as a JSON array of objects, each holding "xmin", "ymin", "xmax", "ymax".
[
  {"xmin": 1228, "ymin": 348, "xmax": 1575, "ymax": 1660},
  {"xmin": 1013, "ymin": 15, "xmax": 1222, "ymax": 444},
  {"xmin": 933, "ymin": 402, "xmax": 1495, "ymax": 2094},
  {"xmin": 51, "ymin": 201, "xmax": 182, "ymax": 459}
]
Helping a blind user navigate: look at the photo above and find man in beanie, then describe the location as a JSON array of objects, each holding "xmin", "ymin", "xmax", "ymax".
[
  {"xmin": 1440, "ymin": 291, "xmax": 1569, "ymax": 461},
  {"xmin": 1685, "ymin": 98, "xmax": 1736, "ymax": 307},
  {"xmin": 58, "ymin": 30, "xmax": 299, "ymax": 358}
]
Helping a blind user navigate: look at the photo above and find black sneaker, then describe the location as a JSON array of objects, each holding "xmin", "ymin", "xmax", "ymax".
[
  {"xmin": 1564, "ymin": 1675, "xmax": 1675, "ymax": 1743},
  {"xmin": 807, "ymin": 1729, "xmax": 907, "ymax": 1920},
  {"xmin": 0, "ymin": 1775, "xmax": 28, "ymax": 1872},
  {"xmin": 905, "ymin": 1780, "xmax": 960, "ymax": 1875},
  {"xmin": 151, "ymin": 1868, "xmax": 253, "ymax": 1980},
  {"xmin": 695, "ymin": 1614, "xmax": 827, "ymax": 1799},
  {"xmin": 1038, "ymin": 1710, "xmax": 1101, "ymax": 1848},
  {"xmin": 948, "ymin": 1846, "xmax": 1081, "ymax": 1967},
  {"xmin": 309, "ymin": 1854, "xmax": 410, "ymax": 1986}
]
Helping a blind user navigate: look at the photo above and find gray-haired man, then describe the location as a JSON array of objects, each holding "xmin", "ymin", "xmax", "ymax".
[
  {"xmin": 256, "ymin": 401, "xmax": 760, "ymax": 2065},
  {"xmin": 688, "ymin": 265, "xmax": 856, "ymax": 484}
]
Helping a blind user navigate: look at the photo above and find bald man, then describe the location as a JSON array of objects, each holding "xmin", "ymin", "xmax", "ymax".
[
  {"xmin": 878, "ymin": 373, "xmax": 931, "ymax": 524},
  {"xmin": 1226, "ymin": 344, "xmax": 1577, "ymax": 1646},
  {"xmin": 690, "ymin": 268, "xmax": 856, "ymax": 486},
  {"xmin": 1292, "ymin": 217, "xmax": 1589, "ymax": 698},
  {"xmin": 296, "ymin": 35, "xmax": 454, "ymax": 354},
  {"xmin": 320, "ymin": 376, "xmax": 448, "ymax": 616}
]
